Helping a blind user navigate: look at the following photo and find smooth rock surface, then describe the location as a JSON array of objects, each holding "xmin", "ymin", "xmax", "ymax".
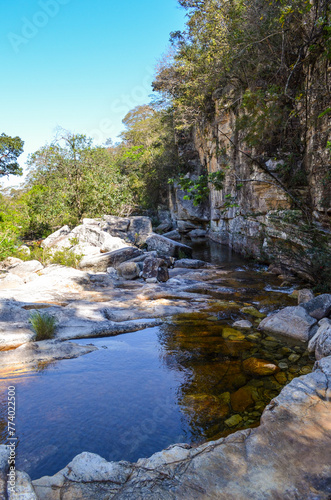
[
  {"xmin": 8, "ymin": 471, "xmax": 37, "ymax": 500},
  {"xmin": 0, "ymin": 340, "xmax": 97, "ymax": 372},
  {"xmin": 301, "ymin": 294, "xmax": 331, "ymax": 320},
  {"xmin": 308, "ymin": 319, "xmax": 331, "ymax": 353},
  {"xmin": 259, "ymin": 306, "xmax": 318, "ymax": 341},
  {"xmin": 32, "ymin": 355, "xmax": 331, "ymax": 499},
  {"xmin": 315, "ymin": 324, "xmax": 331, "ymax": 360},
  {"xmin": 79, "ymin": 247, "xmax": 143, "ymax": 272},
  {"xmin": 146, "ymin": 234, "xmax": 192, "ymax": 258},
  {"xmin": 10, "ymin": 260, "xmax": 44, "ymax": 277},
  {"xmin": 162, "ymin": 230, "xmax": 181, "ymax": 241}
]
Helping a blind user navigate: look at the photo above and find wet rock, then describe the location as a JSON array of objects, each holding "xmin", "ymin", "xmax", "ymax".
[
  {"xmin": 297, "ymin": 289, "xmax": 314, "ymax": 304},
  {"xmin": 274, "ymin": 372, "xmax": 287, "ymax": 384},
  {"xmin": 243, "ymin": 357, "xmax": 279, "ymax": 376},
  {"xmin": 182, "ymin": 394, "xmax": 230, "ymax": 423},
  {"xmin": 232, "ymin": 320, "xmax": 253, "ymax": 329},
  {"xmin": 231, "ymin": 386, "xmax": 255, "ymax": 412},
  {"xmin": 146, "ymin": 234, "xmax": 192, "ymax": 258},
  {"xmin": 278, "ymin": 362, "xmax": 289, "ymax": 370},
  {"xmin": 10, "ymin": 260, "xmax": 44, "ymax": 277},
  {"xmin": 288, "ymin": 353, "xmax": 301, "ymax": 363},
  {"xmin": 79, "ymin": 247, "xmax": 143, "ymax": 272},
  {"xmin": 258, "ymin": 306, "xmax": 318, "ymax": 341},
  {"xmin": 141, "ymin": 257, "xmax": 169, "ymax": 283},
  {"xmin": 224, "ymin": 414, "xmax": 243, "ymax": 427},
  {"xmin": 116, "ymin": 262, "xmax": 140, "ymax": 280},
  {"xmin": 174, "ymin": 259, "xmax": 206, "ymax": 269},
  {"xmin": 222, "ymin": 328, "xmax": 246, "ymax": 341},
  {"xmin": 300, "ymin": 294, "xmax": 331, "ymax": 320},
  {"xmin": 240, "ymin": 306, "xmax": 266, "ymax": 318}
]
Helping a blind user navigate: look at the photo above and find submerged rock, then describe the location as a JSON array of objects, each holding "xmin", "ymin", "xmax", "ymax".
[
  {"xmin": 242, "ymin": 357, "xmax": 279, "ymax": 376},
  {"xmin": 232, "ymin": 320, "xmax": 253, "ymax": 329},
  {"xmin": 231, "ymin": 386, "xmax": 255, "ymax": 412},
  {"xmin": 32, "ymin": 356, "xmax": 331, "ymax": 499}
]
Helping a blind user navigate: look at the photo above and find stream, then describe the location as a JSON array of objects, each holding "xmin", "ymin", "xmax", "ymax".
[{"xmin": 0, "ymin": 241, "xmax": 314, "ymax": 480}]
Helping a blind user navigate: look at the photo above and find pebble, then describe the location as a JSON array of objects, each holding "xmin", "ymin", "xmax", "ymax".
[
  {"xmin": 225, "ymin": 414, "xmax": 243, "ymax": 427},
  {"xmin": 288, "ymin": 354, "xmax": 301, "ymax": 363},
  {"xmin": 278, "ymin": 362, "xmax": 289, "ymax": 370}
]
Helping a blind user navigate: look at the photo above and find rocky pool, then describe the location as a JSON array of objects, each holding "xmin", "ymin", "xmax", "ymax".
[{"xmin": 0, "ymin": 241, "xmax": 314, "ymax": 480}]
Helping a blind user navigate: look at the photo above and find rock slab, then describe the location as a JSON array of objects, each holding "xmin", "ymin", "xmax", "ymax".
[{"xmin": 258, "ymin": 305, "xmax": 318, "ymax": 341}]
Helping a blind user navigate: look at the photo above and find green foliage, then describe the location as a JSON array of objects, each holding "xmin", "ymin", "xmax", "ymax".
[
  {"xmin": 172, "ymin": 170, "xmax": 226, "ymax": 206},
  {"xmin": 47, "ymin": 248, "xmax": 83, "ymax": 268},
  {"xmin": 0, "ymin": 134, "xmax": 24, "ymax": 177},
  {"xmin": 154, "ymin": 0, "xmax": 330, "ymax": 137},
  {"xmin": 24, "ymin": 131, "xmax": 135, "ymax": 235},
  {"xmin": 29, "ymin": 311, "xmax": 58, "ymax": 341},
  {"xmin": 0, "ymin": 189, "xmax": 30, "ymax": 260},
  {"xmin": 117, "ymin": 105, "xmax": 180, "ymax": 209}
]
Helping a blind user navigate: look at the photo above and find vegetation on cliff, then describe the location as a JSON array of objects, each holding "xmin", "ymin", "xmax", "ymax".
[{"xmin": 0, "ymin": 0, "xmax": 330, "ymax": 287}]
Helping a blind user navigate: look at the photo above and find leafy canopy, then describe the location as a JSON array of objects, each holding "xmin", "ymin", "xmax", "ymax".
[{"xmin": 0, "ymin": 133, "xmax": 24, "ymax": 177}]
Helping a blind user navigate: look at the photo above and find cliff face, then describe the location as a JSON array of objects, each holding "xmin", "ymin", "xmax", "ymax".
[{"xmin": 170, "ymin": 63, "xmax": 331, "ymax": 280}]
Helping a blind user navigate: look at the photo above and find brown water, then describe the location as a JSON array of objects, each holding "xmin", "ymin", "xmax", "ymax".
[{"xmin": 0, "ymin": 241, "xmax": 314, "ymax": 479}]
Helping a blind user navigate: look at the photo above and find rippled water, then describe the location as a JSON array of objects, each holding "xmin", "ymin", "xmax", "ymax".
[{"xmin": 0, "ymin": 242, "xmax": 314, "ymax": 480}]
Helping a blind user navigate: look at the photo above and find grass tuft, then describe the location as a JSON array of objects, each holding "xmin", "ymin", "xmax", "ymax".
[{"xmin": 29, "ymin": 311, "xmax": 58, "ymax": 341}]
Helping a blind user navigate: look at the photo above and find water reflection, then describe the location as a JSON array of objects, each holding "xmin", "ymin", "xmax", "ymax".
[{"xmin": 158, "ymin": 314, "xmax": 313, "ymax": 441}]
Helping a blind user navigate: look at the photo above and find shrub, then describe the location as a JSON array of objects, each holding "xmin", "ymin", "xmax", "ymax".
[
  {"xmin": 29, "ymin": 311, "xmax": 58, "ymax": 341},
  {"xmin": 47, "ymin": 248, "xmax": 83, "ymax": 268}
]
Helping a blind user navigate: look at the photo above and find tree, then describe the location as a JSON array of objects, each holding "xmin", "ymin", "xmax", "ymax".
[
  {"xmin": 0, "ymin": 133, "xmax": 24, "ymax": 177},
  {"xmin": 117, "ymin": 104, "xmax": 180, "ymax": 208},
  {"xmin": 25, "ymin": 131, "xmax": 134, "ymax": 235}
]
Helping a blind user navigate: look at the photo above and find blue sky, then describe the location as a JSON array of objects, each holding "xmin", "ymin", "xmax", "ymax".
[{"xmin": 1, "ymin": 0, "xmax": 186, "ymax": 186}]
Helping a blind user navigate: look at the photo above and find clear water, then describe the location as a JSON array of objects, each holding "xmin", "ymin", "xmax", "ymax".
[{"xmin": 0, "ymin": 241, "xmax": 314, "ymax": 480}]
